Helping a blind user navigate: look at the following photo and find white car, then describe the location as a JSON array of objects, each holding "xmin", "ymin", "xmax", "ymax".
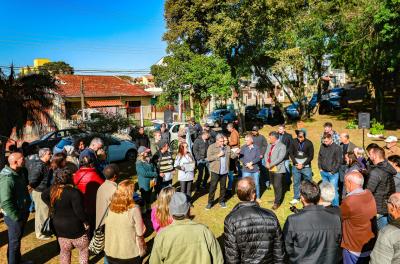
[{"xmin": 53, "ymin": 134, "xmax": 138, "ymax": 162}]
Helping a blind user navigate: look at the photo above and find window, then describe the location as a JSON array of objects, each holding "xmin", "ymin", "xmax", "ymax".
[{"xmin": 127, "ymin": 101, "xmax": 141, "ymax": 107}]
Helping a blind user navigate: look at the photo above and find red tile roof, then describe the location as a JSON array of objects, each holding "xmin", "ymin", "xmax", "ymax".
[
  {"xmin": 87, "ymin": 99, "xmax": 124, "ymax": 107},
  {"xmin": 55, "ymin": 75, "xmax": 151, "ymax": 98}
]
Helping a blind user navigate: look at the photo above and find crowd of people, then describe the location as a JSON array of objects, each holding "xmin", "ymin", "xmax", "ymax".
[{"xmin": 1, "ymin": 120, "xmax": 400, "ymax": 264}]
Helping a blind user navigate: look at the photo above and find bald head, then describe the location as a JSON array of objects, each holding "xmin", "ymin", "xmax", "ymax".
[
  {"xmin": 8, "ymin": 152, "xmax": 24, "ymax": 171},
  {"xmin": 388, "ymin": 193, "xmax": 400, "ymax": 219},
  {"xmin": 340, "ymin": 133, "xmax": 350, "ymax": 144},
  {"xmin": 237, "ymin": 177, "xmax": 256, "ymax": 202}
]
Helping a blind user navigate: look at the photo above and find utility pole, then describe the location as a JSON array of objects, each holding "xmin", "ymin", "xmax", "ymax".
[{"xmin": 80, "ymin": 79, "xmax": 85, "ymax": 119}]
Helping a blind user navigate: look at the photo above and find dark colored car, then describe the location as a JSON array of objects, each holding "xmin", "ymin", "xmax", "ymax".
[
  {"xmin": 285, "ymin": 87, "xmax": 347, "ymax": 120},
  {"xmin": 26, "ymin": 128, "xmax": 86, "ymax": 155}
]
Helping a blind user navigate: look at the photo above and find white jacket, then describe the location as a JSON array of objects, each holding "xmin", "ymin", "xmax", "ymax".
[{"xmin": 174, "ymin": 153, "xmax": 195, "ymax": 181}]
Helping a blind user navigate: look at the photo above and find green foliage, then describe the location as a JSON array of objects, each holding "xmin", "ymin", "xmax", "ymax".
[
  {"xmin": 151, "ymin": 43, "xmax": 235, "ymax": 116},
  {"xmin": 81, "ymin": 113, "xmax": 129, "ymax": 134},
  {"xmin": 38, "ymin": 61, "xmax": 74, "ymax": 75},
  {"xmin": 345, "ymin": 119, "xmax": 358, "ymax": 129},
  {"xmin": 369, "ymin": 118, "xmax": 385, "ymax": 135}
]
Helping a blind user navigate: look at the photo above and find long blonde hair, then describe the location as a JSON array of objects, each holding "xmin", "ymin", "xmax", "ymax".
[
  {"xmin": 155, "ymin": 187, "xmax": 175, "ymax": 227},
  {"xmin": 110, "ymin": 180, "xmax": 135, "ymax": 213}
]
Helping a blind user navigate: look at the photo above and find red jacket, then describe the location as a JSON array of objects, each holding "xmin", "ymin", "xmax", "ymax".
[{"xmin": 73, "ymin": 167, "xmax": 104, "ymax": 217}]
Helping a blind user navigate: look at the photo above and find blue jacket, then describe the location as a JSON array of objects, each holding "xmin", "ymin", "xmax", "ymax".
[
  {"xmin": 136, "ymin": 160, "xmax": 158, "ymax": 191},
  {"xmin": 240, "ymin": 145, "xmax": 261, "ymax": 173}
]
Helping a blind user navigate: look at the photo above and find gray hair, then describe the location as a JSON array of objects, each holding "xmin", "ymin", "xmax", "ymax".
[
  {"xmin": 38, "ymin": 148, "xmax": 51, "ymax": 158},
  {"xmin": 388, "ymin": 193, "xmax": 400, "ymax": 209},
  {"xmin": 90, "ymin": 137, "xmax": 103, "ymax": 148},
  {"xmin": 319, "ymin": 182, "xmax": 335, "ymax": 203},
  {"xmin": 216, "ymin": 133, "xmax": 225, "ymax": 141},
  {"xmin": 269, "ymin": 131, "xmax": 279, "ymax": 139},
  {"xmin": 345, "ymin": 171, "xmax": 364, "ymax": 186}
]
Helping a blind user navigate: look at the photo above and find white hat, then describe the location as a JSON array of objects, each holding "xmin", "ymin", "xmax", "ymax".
[{"xmin": 385, "ymin": 136, "xmax": 398, "ymax": 143}]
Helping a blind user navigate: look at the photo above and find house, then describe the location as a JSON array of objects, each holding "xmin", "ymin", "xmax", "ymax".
[
  {"xmin": 20, "ymin": 58, "xmax": 50, "ymax": 75},
  {"xmin": 52, "ymin": 74, "xmax": 156, "ymax": 128}
]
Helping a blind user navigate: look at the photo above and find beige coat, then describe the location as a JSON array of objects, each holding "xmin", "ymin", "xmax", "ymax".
[
  {"xmin": 95, "ymin": 180, "xmax": 117, "ymax": 228},
  {"xmin": 207, "ymin": 143, "xmax": 236, "ymax": 174},
  {"xmin": 105, "ymin": 206, "xmax": 145, "ymax": 259}
]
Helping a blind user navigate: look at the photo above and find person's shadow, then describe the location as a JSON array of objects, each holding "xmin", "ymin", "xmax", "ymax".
[{"xmin": 22, "ymin": 240, "xmax": 59, "ymax": 263}]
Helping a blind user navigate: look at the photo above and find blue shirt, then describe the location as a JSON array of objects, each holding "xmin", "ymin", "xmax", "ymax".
[{"xmin": 219, "ymin": 147, "xmax": 228, "ymax": 175}]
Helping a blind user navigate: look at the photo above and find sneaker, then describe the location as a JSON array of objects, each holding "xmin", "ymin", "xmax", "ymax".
[
  {"xmin": 205, "ymin": 203, "xmax": 212, "ymax": 210},
  {"xmin": 256, "ymin": 199, "xmax": 262, "ymax": 204},
  {"xmin": 290, "ymin": 199, "xmax": 300, "ymax": 205},
  {"xmin": 220, "ymin": 202, "xmax": 227, "ymax": 208},
  {"xmin": 272, "ymin": 203, "xmax": 280, "ymax": 210},
  {"xmin": 37, "ymin": 235, "xmax": 51, "ymax": 240}
]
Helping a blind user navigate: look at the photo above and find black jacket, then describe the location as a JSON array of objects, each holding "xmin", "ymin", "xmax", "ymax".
[
  {"xmin": 26, "ymin": 155, "xmax": 51, "ymax": 192},
  {"xmin": 318, "ymin": 143, "xmax": 342, "ymax": 173},
  {"xmin": 193, "ymin": 137, "xmax": 210, "ymax": 161},
  {"xmin": 283, "ymin": 205, "xmax": 342, "ymax": 264},
  {"xmin": 135, "ymin": 134, "xmax": 150, "ymax": 148},
  {"xmin": 279, "ymin": 132, "xmax": 293, "ymax": 160},
  {"xmin": 224, "ymin": 201, "xmax": 285, "ymax": 264},
  {"xmin": 289, "ymin": 139, "xmax": 314, "ymax": 167},
  {"xmin": 366, "ymin": 160, "xmax": 396, "ymax": 215}
]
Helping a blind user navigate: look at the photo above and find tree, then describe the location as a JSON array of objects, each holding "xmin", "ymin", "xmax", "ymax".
[
  {"xmin": 333, "ymin": 0, "xmax": 400, "ymax": 121},
  {"xmin": 80, "ymin": 113, "xmax": 129, "ymax": 134},
  {"xmin": 151, "ymin": 43, "xmax": 235, "ymax": 118},
  {"xmin": 38, "ymin": 61, "xmax": 74, "ymax": 76},
  {"xmin": 0, "ymin": 66, "xmax": 58, "ymax": 168}
]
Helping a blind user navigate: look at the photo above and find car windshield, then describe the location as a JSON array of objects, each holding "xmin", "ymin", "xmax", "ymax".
[{"xmin": 40, "ymin": 132, "xmax": 54, "ymax": 140}]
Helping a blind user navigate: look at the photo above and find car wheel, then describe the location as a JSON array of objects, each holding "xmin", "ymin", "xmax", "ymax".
[{"xmin": 125, "ymin": 149, "xmax": 137, "ymax": 162}]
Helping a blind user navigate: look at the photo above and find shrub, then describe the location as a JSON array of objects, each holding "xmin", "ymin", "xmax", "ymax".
[
  {"xmin": 369, "ymin": 118, "xmax": 385, "ymax": 135},
  {"xmin": 345, "ymin": 119, "xmax": 358, "ymax": 129}
]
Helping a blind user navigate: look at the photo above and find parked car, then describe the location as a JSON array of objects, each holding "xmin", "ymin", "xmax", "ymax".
[
  {"xmin": 285, "ymin": 87, "xmax": 347, "ymax": 120},
  {"xmin": 205, "ymin": 109, "xmax": 238, "ymax": 128},
  {"xmin": 53, "ymin": 133, "xmax": 137, "ymax": 162},
  {"xmin": 25, "ymin": 128, "xmax": 86, "ymax": 155}
]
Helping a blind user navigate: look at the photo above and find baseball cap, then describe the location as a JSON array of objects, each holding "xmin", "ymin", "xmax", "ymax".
[
  {"xmin": 138, "ymin": 146, "xmax": 151, "ymax": 155},
  {"xmin": 169, "ymin": 192, "xmax": 190, "ymax": 216},
  {"xmin": 385, "ymin": 136, "xmax": 398, "ymax": 143},
  {"xmin": 252, "ymin": 125, "xmax": 259, "ymax": 132}
]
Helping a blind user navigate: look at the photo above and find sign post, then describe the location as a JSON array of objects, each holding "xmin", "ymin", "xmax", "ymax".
[{"xmin": 358, "ymin": 112, "xmax": 370, "ymax": 150}]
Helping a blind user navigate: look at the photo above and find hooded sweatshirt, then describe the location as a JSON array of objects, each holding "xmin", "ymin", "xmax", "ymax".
[{"xmin": 366, "ymin": 160, "xmax": 397, "ymax": 215}]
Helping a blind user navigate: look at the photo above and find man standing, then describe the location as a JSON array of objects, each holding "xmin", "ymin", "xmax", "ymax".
[
  {"xmin": 370, "ymin": 192, "xmax": 400, "ymax": 264},
  {"xmin": 150, "ymin": 193, "xmax": 223, "ymax": 264},
  {"xmin": 319, "ymin": 133, "xmax": 342, "ymax": 206},
  {"xmin": 383, "ymin": 136, "xmax": 400, "ymax": 158},
  {"xmin": 95, "ymin": 164, "xmax": 119, "ymax": 228},
  {"xmin": 193, "ymin": 131, "xmax": 210, "ymax": 190},
  {"xmin": 341, "ymin": 171, "xmax": 377, "ymax": 263},
  {"xmin": 189, "ymin": 117, "xmax": 203, "ymax": 141},
  {"xmin": 224, "ymin": 177, "xmax": 285, "ymax": 264},
  {"xmin": 289, "ymin": 130, "xmax": 314, "ymax": 205},
  {"xmin": 367, "ymin": 146, "xmax": 396, "ymax": 229},
  {"xmin": 339, "ymin": 133, "xmax": 356, "ymax": 200},
  {"xmin": 227, "ymin": 123, "xmax": 241, "ymax": 194},
  {"xmin": 252, "ymin": 126, "xmax": 269, "ymax": 187},
  {"xmin": 239, "ymin": 134, "xmax": 261, "ymax": 201},
  {"xmin": 150, "ymin": 130, "xmax": 162, "ymax": 162},
  {"xmin": 206, "ymin": 134, "xmax": 236, "ymax": 209},
  {"xmin": 134, "ymin": 126, "xmax": 150, "ymax": 148},
  {"xmin": 160, "ymin": 123, "xmax": 170, "ymax": 143},
  {"xmin": 0, "ymin": 152, "xmax": 31, "ymax": 264},
  {"xmin": 265, "ymin": 132, "xmax": 286, "ymax": 210},
  {"xmin": 320, "ymin": 122, "xmax": 340, "ymax": 145},
  {"xmin": 156, "ymin": 140, "xmax": 175, "ymax": 189},
  {"xmin": 27, "ymin": 148, "xmax": 52, "ymax": 240},
  {"xmin": 203, "ymin": 123, "xmax": 217, "ymax": 144},
  {"xmin": 283, "ymin": 180, "xmax": 342, "ymax": 264},
  {"xmin": 277, "ymin": 124, "xmax": 293, "ymax": 186},
  {"xmin": 79, "ymin": 137, "xmax": 103, "ymax": 170}
]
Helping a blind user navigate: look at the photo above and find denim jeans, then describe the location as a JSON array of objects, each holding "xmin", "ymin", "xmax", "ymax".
[
  {"xmin": 4, "ymin": 215, "xmax": 28, "ymax": 264},
  {"xmin": 320, "ymin": 171, "xmax": 339, "ymax": 206},
  {"xmin": 196, "ymin": 160, "xmax": 210, "ymax": 188},
  {"xmin": 227, "ymin": 170, "xmax": 234, "ymax": 191},
  {"xmin": 292, "ymin": 166, "xmax": 313, "ymax": 199},
  {"xmin": 343, "ymin": 249, "xmax": 370, "ymax": 264},
  {"xmin": 242, "ymin": 171, "xmax": 260, "ymax": 199},
  {"xmin": 284, "ymin": 159, "xmax": 291, "ymax": 185},
  {"xmin": 377, "ymin": 214, "xmax": 388, "ymax": 230}
]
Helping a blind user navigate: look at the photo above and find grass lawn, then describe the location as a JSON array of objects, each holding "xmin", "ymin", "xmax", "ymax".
[{"xmin": 1, "ymin": 112, "xmax": 399, "ymax": 263}]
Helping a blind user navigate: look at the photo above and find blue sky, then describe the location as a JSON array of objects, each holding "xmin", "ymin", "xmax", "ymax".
[{"xmin": 0, "ymin": 0, "xmax": 167, "ymax": 76}]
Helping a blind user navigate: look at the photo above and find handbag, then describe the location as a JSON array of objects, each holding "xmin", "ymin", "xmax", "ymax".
[
  {"xmin": 40, "ymin": 215, "xmax": 54, "ymax": 237},
  {"xmin": 89, "ymin": 205, "xmax": 109, "ymax": 255}
]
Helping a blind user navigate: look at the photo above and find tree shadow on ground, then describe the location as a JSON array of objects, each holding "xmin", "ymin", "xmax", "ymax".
[{"xmin": 22, "ymin": 239, "xmax": 59, "ymax": 263}]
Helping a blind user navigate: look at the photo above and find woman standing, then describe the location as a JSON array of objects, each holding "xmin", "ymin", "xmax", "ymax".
[
  {"xmin": 388, "ymin": 155, "xmax": 400, "ymax": 192},
  {"xmin": 151, "ymin": 186, "xmax": 175, "ymax": 233},
  {"xmin": 104, "ymin": 180, "xmax": 146, "ymax": 264},
  {"xmin": 136, "ymin": 146, "xmax": 158, "ymax": 212},
  {"xmin": 41, "ymin": 169, "xmax": 89, "ymax": 264},
  {"xmin": 73, "ymin": 155, "xmax": 104, "ymax": 232},
  {"xmin": 175, "ymin": 143, "xmax": 195, "ymax": 198}
]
